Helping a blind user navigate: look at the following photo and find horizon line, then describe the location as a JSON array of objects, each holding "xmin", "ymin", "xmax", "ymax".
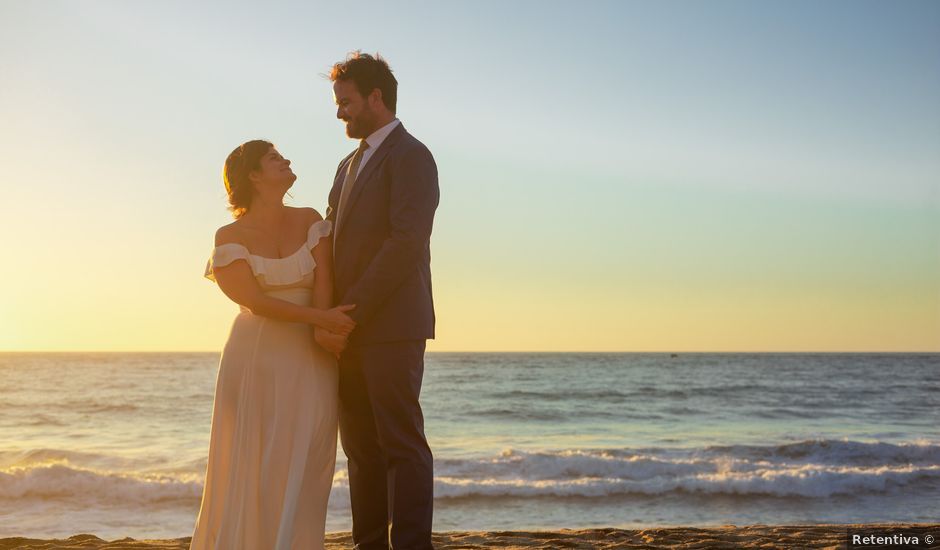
[{"xmin": 1, "ymin": 349, "xmax": 938, "ymax": 354}]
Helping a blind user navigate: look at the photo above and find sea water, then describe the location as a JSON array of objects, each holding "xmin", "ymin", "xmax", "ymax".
[{"xmin": 1, "ymin": 352, "xmax": 937, "ymax": 538}]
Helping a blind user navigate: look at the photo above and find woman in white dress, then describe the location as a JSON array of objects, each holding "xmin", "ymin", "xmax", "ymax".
[{"xmin": 191, "ymin": 140, "xmax": 354, "ymax": 550}]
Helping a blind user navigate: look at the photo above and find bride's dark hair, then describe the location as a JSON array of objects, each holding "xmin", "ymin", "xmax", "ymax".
[{"xmin": 223, "ymin": 139, "xmax": 273, "ymax": 218}]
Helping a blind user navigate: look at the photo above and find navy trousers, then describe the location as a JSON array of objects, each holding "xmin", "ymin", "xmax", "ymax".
[{"xmin": 338, "ymin": 340, "xmax": 434, "ymax": 550}]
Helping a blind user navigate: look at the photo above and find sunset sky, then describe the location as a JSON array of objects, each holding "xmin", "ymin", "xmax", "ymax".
[{"xmin": 1, "ymin": 0, "xmax": 938, "ymax": 352}]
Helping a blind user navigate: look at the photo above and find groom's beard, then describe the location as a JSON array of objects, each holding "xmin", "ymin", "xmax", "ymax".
[{"xmin": 344, "ymin": 112, "xmax": 376, "ymax": 139}]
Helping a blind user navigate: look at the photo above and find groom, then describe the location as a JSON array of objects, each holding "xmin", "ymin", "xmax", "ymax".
[{"xmin": 315, "ymin": 51, "xmax": 439, "ymax": 550}]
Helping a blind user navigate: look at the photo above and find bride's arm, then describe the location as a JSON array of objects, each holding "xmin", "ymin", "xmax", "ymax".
[
  {"xmin": 311, "ymin": 226, "xmax": 334, "ymax": 312},
  {"xmin": 211, "ymin": 243, "xmax": 355, "ymax": 335},
  {"xmin": 310, "ymin": 226, "xmax": 350, "ymax": 355}
]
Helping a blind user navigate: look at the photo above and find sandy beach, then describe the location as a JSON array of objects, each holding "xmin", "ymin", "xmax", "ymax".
[{"xmin": 2, "ymin": 524, "xmax": 938, "ymax": 549}]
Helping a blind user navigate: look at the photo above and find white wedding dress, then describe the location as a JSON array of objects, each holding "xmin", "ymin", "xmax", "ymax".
[{"xmin": 191, "ymin": 219, "xmax": 337, "ymax": 550}]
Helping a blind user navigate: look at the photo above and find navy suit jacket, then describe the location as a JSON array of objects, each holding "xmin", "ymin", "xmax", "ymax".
[{"xmin": 326, "ymin": 123, "xmax": 439, "ymax": 345}]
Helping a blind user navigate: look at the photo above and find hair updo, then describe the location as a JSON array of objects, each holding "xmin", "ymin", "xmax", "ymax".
[{"xmin": 223, "ymin": 140, "xmax": 272, "ymax": 218}]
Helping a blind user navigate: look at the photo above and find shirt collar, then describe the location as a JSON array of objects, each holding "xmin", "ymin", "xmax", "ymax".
[{"xmin": 363, "ymin": 118, "xmax": 401, "ymax": 151}]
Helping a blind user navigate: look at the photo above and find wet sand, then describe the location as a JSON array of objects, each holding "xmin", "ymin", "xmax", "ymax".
[{"xmin": 2, "ymin": 524, "xmax": 938, "ymax": 549}]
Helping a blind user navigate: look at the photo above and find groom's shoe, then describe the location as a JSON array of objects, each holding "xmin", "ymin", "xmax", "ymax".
[{"xmin": 352, "ymin": 527, "xmax": 390, "ymax": 550}]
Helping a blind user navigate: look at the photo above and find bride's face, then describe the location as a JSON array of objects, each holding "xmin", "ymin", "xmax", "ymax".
[{"xmin": 250, "ymin": 147, "xmax": 296, "ymax": 194}]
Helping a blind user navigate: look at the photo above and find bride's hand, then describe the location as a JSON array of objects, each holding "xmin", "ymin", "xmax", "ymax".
[
  {"xmin": 315, "ymin": 327, "xmax": 348, "ymax": 358},
  {"xmin": 322, "ymin": 304, "xmax": 356, "ymax": 335}
]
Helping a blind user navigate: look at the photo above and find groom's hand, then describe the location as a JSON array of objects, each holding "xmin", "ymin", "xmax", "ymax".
[
  {"xmin": 314, "ymin": 327, "xmax": 339, "ymax": 357},
  {"xmin": 314, "ymin": 327, "xmax": 348, "ymax": 358}
]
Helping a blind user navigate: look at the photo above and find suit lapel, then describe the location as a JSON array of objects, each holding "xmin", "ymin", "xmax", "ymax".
[
  {"xmin": 327, "ymin": 150, "xmax": 356, "ymax": 224},
  {"xmin": 341, "ymin": 123, "xmax": 406, "ymax": 222}
]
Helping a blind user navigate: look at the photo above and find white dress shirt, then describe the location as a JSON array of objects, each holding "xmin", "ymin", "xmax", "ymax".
[{"xmin": 353, "ymin": 118, "xmax": 401, "ymax": 180}]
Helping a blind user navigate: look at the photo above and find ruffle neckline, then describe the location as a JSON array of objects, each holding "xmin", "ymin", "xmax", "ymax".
[{"xmin": 204, "ymin": 219, "xmax": 332, "ymax": 286}]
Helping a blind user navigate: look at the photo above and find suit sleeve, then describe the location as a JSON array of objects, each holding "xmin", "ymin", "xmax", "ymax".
[{"xmin": 340, "ymin": 144, "xmax": 439, "ymax": 326}]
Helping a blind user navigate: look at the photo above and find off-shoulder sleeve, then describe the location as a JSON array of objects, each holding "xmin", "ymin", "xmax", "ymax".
[
  {"xmin": 204, "ymin": 243, "xmax": 251, "ymax": 282},
  {"xmin": 306, "ymin": 219, "xmax": 333, "ymax": 250}
]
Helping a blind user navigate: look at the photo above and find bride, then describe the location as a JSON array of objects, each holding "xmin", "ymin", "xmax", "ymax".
[{"xmin": 190, "ymin": 139, "xmax": 355, "ymax": 550}]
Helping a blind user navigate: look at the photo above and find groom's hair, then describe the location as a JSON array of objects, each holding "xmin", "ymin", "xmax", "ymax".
[{"xmin": 329, "ymin": 51, "xmax": 397, "ymax": 114}]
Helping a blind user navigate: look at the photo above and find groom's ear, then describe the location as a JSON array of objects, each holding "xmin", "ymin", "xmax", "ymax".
[{"xmin": 368, "ymin": 88, "xmax": 383, "ymax": 108}]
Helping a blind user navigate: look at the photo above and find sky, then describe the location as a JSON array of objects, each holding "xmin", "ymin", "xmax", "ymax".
[{"xmin": 1, "ymin": 0, "xmax": 938, "ymax": 352}]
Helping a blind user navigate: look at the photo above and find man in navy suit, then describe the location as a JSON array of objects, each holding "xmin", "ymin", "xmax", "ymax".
[{"xmin": 315, "ymin": 51, "xmax": 438, "ymax": 550}]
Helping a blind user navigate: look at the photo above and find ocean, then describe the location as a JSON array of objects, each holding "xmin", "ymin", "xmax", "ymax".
[{"xmin": 1, "ymin": 352, "xmax": 938, "ymax": 539}]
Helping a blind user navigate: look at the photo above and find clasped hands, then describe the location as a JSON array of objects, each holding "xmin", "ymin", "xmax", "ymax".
[{"xmin": 315, "ymin": 304, "xmax": 356, "ymax": 358}]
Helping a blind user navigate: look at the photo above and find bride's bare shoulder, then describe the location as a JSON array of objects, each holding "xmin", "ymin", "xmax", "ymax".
[
  {"xmin": 287, "ymin": 206, "xmax": 323, "ymax": 224},
  {"xmin": 214, "ymin": 221, "xmax": 246, "ymax": 247}
]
